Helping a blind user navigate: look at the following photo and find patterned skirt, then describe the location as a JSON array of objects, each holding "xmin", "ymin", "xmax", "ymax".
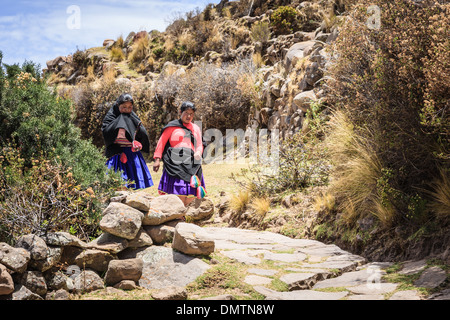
[
  {"xmin": 106, "ymin": 147, "xmax": 154, "ymax": 189},
  {"xmin": 158, "ymin": 169, "xmax": 206, "ymax": 198}
]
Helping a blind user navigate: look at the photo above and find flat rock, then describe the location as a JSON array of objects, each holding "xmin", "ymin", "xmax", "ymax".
[
  {"xmin": 87, "ymin": 232, "xmax": 128, "ymax": 254},
  {"xmin": 389, "ymin": 290, "xmax": 422, "ymax": 300},
  {"xmin": 244, "ymin": 275, "xmax": 272, "ymax": 286},
  {"xmin": 347, "ymin": 282, "xmax": 398, "ymax": 295},
  {"xmin": 280, "ymin": 271, "xmax": 332, "ymax": 290},
  {"xmin": 221, "ymin": 250, "xmax": 261, "ymax": 265},
  {"xmin": 43, "ymin": 232, "xmax": 87, "ymax": 248},
  {"xmin": 263, "ymin": 251, "xmax": 307, "ymax": 263},
  {"xmin": 137, "ymin": 246, "xmax": 210, "ymax": 290},
  {"xmin": 414, "ymin": 266, "xmax": 446, "ymax": 289},
  {"xmin": 427, "ymin": 288, "xmax": 450, "ymax": 300},
  {"xmin": 313, "ymin": 269, "xmax": 373, "ymax": 289},
  {"xmin": 200, "ymin": 294, "xmax": 235, "ymax": 300},
  {"xmin": 299, "ymin": 260, "xmax": 359, "ymax": 273},
  {"xmin": 247, "ymin": 268, "xmax": 278, "ymax": 277},
  {"xmin": 399, "ymin": 259, "xmax": 428, "ymax": 275},
  {"xmin": 347, "ymin": 294, "xmax": 385, "ymax": 300},
  {"xmin": 254, "ymin": 286, "xmax": 348, "ymax": 300}
]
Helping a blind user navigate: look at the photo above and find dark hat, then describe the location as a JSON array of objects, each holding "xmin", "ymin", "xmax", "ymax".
[
  {"xmin": 180, "ymin": 101, "xmax": 196, "ymax": 112},
  {"xmin": 117, "ymin": 93, "xmax": 134, "ymax": 105}
]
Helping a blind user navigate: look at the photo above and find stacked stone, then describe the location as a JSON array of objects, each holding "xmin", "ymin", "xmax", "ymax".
[{"xmin": 0, "ymin": 191, "xmax": 215, "ymax": 300}]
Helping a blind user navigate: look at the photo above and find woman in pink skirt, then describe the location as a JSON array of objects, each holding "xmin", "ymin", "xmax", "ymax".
[{"xmin": 152, "ymin": 101, "xmax": 206, "ymax": 207}]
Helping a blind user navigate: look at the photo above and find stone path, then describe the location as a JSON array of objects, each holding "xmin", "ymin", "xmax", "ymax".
[{"xmin": 139, "ymin": 227, "xmax": 447, "ymax": 300}]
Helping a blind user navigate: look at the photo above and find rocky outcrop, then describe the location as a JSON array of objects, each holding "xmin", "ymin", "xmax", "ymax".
[{"xmin": 0, "ymin": 191, "xmax": 215, "ymax": 300}]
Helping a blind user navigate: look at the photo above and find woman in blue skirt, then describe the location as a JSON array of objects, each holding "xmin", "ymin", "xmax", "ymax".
[
  {"xmin": 102, "ymin": 93, "xmax": 154, "ymax": 189},
  {"xmin": 152, "ymin": 101, "xmax": 206, "ymax": 207}
]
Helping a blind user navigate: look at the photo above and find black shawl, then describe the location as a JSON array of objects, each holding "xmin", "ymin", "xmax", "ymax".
[
  {"xmin": 101, "ymin": 97, "xmax": 150, "ymax": 159},
  {"xmin": 161, "ymin": 119, "xmax": 203, "ymax": 182}
]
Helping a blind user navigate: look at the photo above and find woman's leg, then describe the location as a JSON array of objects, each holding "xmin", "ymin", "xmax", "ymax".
[{"xmin": 178, "ymin": 195, "xmax": 195, "ymax": 207}]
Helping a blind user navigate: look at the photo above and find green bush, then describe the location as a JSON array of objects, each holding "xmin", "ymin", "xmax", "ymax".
[
  {"xmin": 0, "ymin": 53, "xmax": 123, "ymax": 242},
  {"xmin": 270, "ymin": 6, "xmax": 300, "ymax": 35}
]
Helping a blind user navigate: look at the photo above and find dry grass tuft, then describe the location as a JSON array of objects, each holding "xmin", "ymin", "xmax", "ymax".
[
  {"xmin": 249, "ymin": 197, "xmax": 271, "ymax": 216},
  {"xmin": 230, "ymin": 190, "xmax": 249, "ymax": 213},
  {"xmin": 428, "ymin": 168, "xmax": 450, "ymax": 219}
]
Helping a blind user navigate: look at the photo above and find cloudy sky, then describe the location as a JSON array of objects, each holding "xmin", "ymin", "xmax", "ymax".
[{"xmin": 0, "ymin": 0, "xmax": 220, "ymax": 69}]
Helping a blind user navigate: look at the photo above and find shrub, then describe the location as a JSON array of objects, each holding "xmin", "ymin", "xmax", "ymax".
[
  {"xmin": 324, "ymin": 0, "xmax": 450, "ymax": 227},
  {"xmin": 157, "ymin": 59, "xmax": 255, "ymax": 133},
  {"xmin": 250, "ymin": 20, "xmax": 271, "ymax": 44},
  {"xmin": 128, "ymin": 35, "xmax": 150, "ymax": 68},
  {"xmin": 270, "ymin": 6, "xmax": 300, "ymax": 35},
  {"xmin": 110, "ymin": 47, "xmax": 125, "ymax": 62},
  {"xmin": 230, "ymin": 190, "xmax": 250, "ymax": 213},
  {"xmin": 233, "ymin": 130, "xmax": 330, "ymax": 201},
  {"xmin": 0, "ymin": 56, "xmax": 123, "ymax": 242},
  {"xmin": 0, "ymin": 147, "xmax": 118, "ymax": 242},
  {"xmin": 72, "ymin": 48, "xmax": 89, "ymax": 72},
  {"xmin": 249, "ymin": 197, "xmax": 271, "ymax": 216}
]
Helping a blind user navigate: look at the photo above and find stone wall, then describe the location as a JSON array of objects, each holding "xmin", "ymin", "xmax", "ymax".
[{"xmin": 0, "ymin": 191, "xmax": 215, "ymax": 300}]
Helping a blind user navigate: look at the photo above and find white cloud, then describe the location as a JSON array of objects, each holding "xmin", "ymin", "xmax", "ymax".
[{"xmin": 0, "ymin": 0, "xmax": 220, "ymax": 69}]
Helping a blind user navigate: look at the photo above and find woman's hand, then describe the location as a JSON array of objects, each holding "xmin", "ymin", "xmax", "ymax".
[
  {"xmin": 153, "ymin": 158, "xmax": 161, "ymax": 172},
  {"xmin": 132, "ymin": 140, "xmax": 142, "ymax": 152},
  {"xmin": 194, "ymin": 150, "xmax": 202, "ymax": 161}
]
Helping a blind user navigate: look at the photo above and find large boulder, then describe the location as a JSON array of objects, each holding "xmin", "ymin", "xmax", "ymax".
[
  {"xmin": 104, "ymin": 258, "xmax": 143, "ymax": 286},
  {"xmin": 143, "ymin": 220, "xmax": 180, "ymax": 245},
  {"xmin": 15, "ymin": 234, "xmax": 48, "ymax": 261},
  {"xmin": 285, "ymin": 41, "xmax": 315, "ymax": 72},
  {"xmin": 186, "ymin": 198, "xmax": 215, "ymax": 222},
  {"xmin": 142, "ymin": 195, "xmax": 186, "ymax": 226},
  {"xmin": 172, "ymin": 223, "xmax": 215, "ymax": 256},
  {"xmin": 0, "ymin": 263, "xmax": 14, "ymax": 296},
  {"xmin": 43, "ymin": 232, "xmax": 87, "ymax": 248},
  {"xmin": 124, "ymin": 191, "xmax": 154, "ymax": 212},
  {"xmin": 73, "ymin": 270, "xmax": 104, "ymax": 293},
  {"xmin": 293, "ymin": 90, "xmax": 317, "ymax": 113},
  {"xmin": 19, "ymin": 271, "xmax": 47, "ymax": 296},
  {"xmin": 0, "ymin": 243, "xmax": 30, "ymax": 273},
  {"xmin": 100, "ymin": 202, "xmax": 144, "ymax": 240},
  {"xmin": 137, "ymin": 246, "xmax": 210, "ymax": 290},
  {"xmin": 74, "ymin": 249, "xmax": 116, "ymax": 272},
  {"xmin": 28, "ymin": 246, "xmax": 62, "ymax": 272}
]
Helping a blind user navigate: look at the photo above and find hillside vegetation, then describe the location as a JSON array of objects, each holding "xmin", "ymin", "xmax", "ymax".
[{"xmin": 1, "ymin": 0, "xmax": 449, "ymax": 264}]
